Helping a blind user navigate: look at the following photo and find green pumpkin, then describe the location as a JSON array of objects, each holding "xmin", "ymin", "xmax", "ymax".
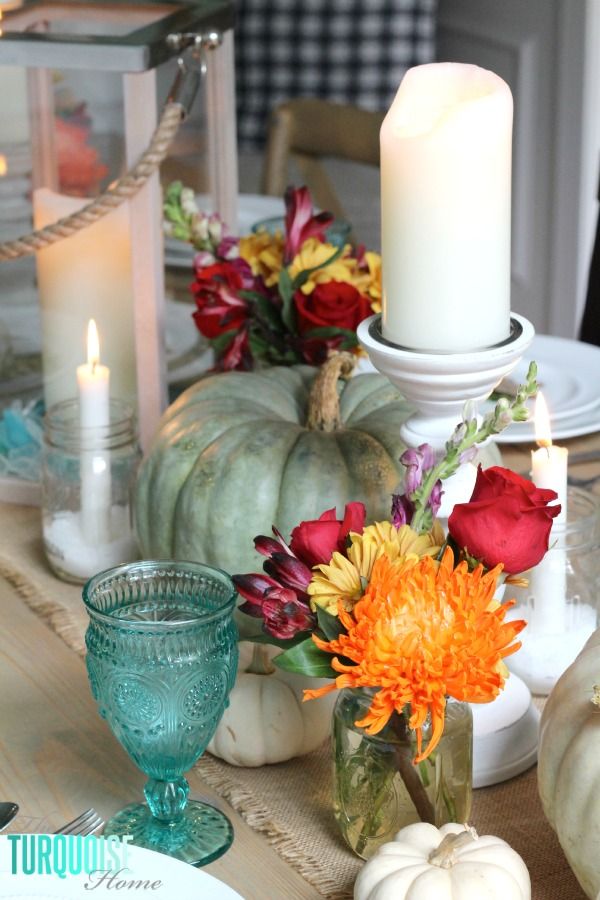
[{"xmin": 135, "ymin": 354, "xmax": 499, "ymax": 573}]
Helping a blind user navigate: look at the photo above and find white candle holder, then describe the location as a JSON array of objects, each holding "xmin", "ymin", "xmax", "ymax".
[
  {"xmin": 357, "ymin": 312, "xmax": 535, "ymax": 449},
  {"xmin": 358, "ymin": 310, "xmax": 540, "ymax": 786},
  {"xmin": 506, "ymin": 487, "xmax": 600, "ymax": 695}
]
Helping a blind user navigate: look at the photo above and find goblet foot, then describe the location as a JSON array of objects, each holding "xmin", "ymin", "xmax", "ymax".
[{"xmin": 103, "ymin": 800, "xmax": 234, "ymax": 866}]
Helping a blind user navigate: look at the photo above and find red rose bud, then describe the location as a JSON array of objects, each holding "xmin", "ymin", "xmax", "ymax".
[
  {"xmin": 294, "ymin": 281, "xmax": 372, "ymax": 336},
  {"xmin": 289, "ymin": 502, "xmax": 366, "ymax": 567},
  {"xmin": 447, "ymin": 465, "xmax": 561, "ymax": 574}
]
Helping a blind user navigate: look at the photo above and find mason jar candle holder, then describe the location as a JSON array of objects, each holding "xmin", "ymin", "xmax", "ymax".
[
  {"xmin": 506, "ymin": 486, "xmax": 600, "ymax": 694},
  {"xmin": 42, "ymin": 398, "xmax": 141, "ymax": 583}
]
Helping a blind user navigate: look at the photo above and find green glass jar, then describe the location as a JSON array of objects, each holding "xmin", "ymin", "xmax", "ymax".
[{"xmin": 332, "ymin": 689, "xmax": 473, "ymax": 859}]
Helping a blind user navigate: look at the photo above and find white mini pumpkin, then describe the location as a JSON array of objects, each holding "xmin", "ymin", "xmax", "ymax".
[
  {"xmin": 207, "ymin": 641, "xmax": 335, "ymax": 766},
  {"xmin": 354, "ymin": 822, "xmax": 530, "ymax": 900},
  {"xmin": 538, "ymin": 629, "xmax": 600, "ymax": 899}
]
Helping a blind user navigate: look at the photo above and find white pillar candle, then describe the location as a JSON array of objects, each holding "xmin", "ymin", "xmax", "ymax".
[
  {"xmin": 380, "ymin": 62, "xmax": 512, "ymax": 351},
  {"xmin": 33, "ymin": 188, "xmax": 137, "ymax": 410},
  {"xmin": 529, "ymin": 392, "xmax": 567, "ymax": 633},
  {"xmin": 77, "ymin": 319, "xmax": 111, "ymax": 544}
]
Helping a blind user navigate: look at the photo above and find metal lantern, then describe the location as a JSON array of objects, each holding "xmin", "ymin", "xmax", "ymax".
[{"xmin": 0, "ymin": 0, "xmax": 237, "ymax": 501}]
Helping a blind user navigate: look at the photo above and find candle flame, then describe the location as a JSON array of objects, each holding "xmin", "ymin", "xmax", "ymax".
[
  {"xmin": 534, "ymin": 391, "xmax": 552, "ymax": 448},
  {"xmin": 87, "ymin": 319, "xmax": 100, "ymax": 369},
  {"xmin": 0, "ymin": 156, "xmax": 6, "ymax": 177}
]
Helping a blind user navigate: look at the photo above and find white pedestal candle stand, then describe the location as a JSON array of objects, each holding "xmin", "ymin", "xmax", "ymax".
[{"xmin": 357, "ymin": 311, "xmax": 540, "ymax": 787}]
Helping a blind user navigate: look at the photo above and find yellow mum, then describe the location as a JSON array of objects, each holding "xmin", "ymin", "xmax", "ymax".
[
  {"xmin": 288, "ymin": 238, "xmax": 358, "ymax": 294},
  {"xmin": 307, "ymin": 520, "xmax": 444, "ymax": 613},
  {"xmin": 239, "ymin": 230, "xmax": 285, "ymax": 287},
  {"xmin": 305, "ymin": 548, "xmax": 525, "ymax": 762}
]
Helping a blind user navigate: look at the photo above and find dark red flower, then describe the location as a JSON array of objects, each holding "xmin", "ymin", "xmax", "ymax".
[
  {"xmin": 289, "ymin": 502, "xmax": 366, "ymax": 568},
  {"xmin": 284, "ymin": 186, "xmax": 333, "ymax": 262},
  {"xmin": 294, "ymin": 281, "xmax": 371, "ymax": 335},
  {"xmin": 448, "ymin": 465, "xmax": 561, "ymax": 574},
  {"xmin": 219, "ymin": 328, "xmax": 253, "ymax": 371},
  {"xmin": 233, "ymin": 573, "xmax": 281, "ymax": 616},
  {"xmin": 297, "ymin": 335, "xmax": 345, "ymax": 366},
  {"xmin": 191, "ymin": 258, "xmax": 254, "ymax": 340},
  {"xmin": 261, "ymin": 586, "xmax": 316, "ymax": 639},
  {"xmin": 263, "ymin": 552, "xmax": 313, "ymax": 594}
]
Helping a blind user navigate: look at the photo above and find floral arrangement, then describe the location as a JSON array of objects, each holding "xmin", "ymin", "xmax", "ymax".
[
  {"xmin": 54, "ymin": 82, "xmax": 107, "ymax": 196},
  {"xmin": 233, "ymin": 362, "xmax": 559, "ymax": 771},
  {"xmin": 163, "ymin": 182, "xmax": 381, "ymax": 370}
]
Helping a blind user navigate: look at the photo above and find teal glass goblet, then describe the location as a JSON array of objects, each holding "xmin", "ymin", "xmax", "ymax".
[{"xmin": 83, "ymin": 560, "xmax": 239, "ymax": 866}]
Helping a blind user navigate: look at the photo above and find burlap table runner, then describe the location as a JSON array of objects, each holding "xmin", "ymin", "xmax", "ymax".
[{"xmin": 0, "ymin": 501, "xmax": 587, "ymax": 900}]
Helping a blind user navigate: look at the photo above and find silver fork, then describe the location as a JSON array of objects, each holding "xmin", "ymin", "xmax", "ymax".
[{"xmin": 53, "ymin": 808, "xmax": 104, "ymax": 836}]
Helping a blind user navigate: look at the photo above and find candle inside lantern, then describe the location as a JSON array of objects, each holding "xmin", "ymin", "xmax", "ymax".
[
  {"xmin": 380, "ymin": 62, "xmax": 512, "ymax": 351},
  {"xmin": 77, "ymin": 319, "xmax": 111, "ymax": 544},
  {"xmin": 33, "ymin": 188, "xmax": 137, "ymax": 410}
]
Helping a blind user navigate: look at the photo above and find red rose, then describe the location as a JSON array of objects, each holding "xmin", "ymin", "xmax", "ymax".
[
  {"xmin": 294, "ymin": 281, "xmax": 372, "ymax": 336},
  {"xmin": 447, "ymin": 465, "xmax": 561, "ymax": 574},
  {"xmin": 191, "ymin": 259, "xmax": 253, "ymax": 339},
  {"xmin": 289, "ymin": 502, "xmax": 366, "ymax": 568}
]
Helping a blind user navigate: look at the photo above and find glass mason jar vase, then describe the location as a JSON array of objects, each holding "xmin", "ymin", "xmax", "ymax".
[
  {"xmin": 42, "ymin": 398, "xmax": 141, "ymax": 583},
  {"xmin": 332, "ymin": 689, "xmax": 473, "ymax": 859}
]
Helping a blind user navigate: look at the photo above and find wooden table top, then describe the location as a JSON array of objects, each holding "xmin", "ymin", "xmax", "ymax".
[{"xmin": 0, "ymin": 429, "xmax": 599, "ymax": 899}]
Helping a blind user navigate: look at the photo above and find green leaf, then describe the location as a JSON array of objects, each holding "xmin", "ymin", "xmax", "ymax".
[
  {"xmin": 278, "ymin": 268, "xmax": 296, "ymax": 332},
  {"xmin": 273, "ymin": 638, "xmax": 336, "ymax": 678},
  {"xmin": 316, "ymin": 606, "xmax": 347, "ymax": 641},
  {"xmin": 245, "ymin": 631, "xmax": 310, "ymax": 651},
  {"xmin": 303, "ymin": 326, "xmax": 359, "ymax": 350},
  {"xmin": 240, "ymin": 291, "xmax": 284, "ymax": 331},
  {"xmin": 210, "ymin": 331, "xmax": 237, "ymax": 354}
]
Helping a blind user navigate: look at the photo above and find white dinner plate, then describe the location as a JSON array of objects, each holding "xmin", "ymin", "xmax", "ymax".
[
  {"xmin": 492, "ymin": 334, "xmax": 600, "ymax": 443},
  {"xmin": 165, "ymin": 193, "xmax": 284, "ymax": 268},
  {"xmin": 0, "ymin": 836, "xmax": 244, "ymax": 899},
  {"xmin": 165, "ymin": 298, "xmax": 215, "ymax": 384}
]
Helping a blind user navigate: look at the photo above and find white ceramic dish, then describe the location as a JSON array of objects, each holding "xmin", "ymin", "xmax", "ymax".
[
  {"xmin": 164, "ymin": 193, "xmax": 284, "ymax": 268},
  {"xmin": 491, "ymin": 334, "xmax": 600, "ymax": 443},
  {"xmin": 0, "ymin": 837, "xmax": 244, "ymax": 899},
  {"xmin": 471, "ymin": 674, "xmax": 540, "ymax": 788}
]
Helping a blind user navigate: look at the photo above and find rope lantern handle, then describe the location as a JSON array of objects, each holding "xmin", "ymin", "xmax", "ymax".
[{"xmin": 0, "ymin": 41, "xmax": 212, "ymax": 264}]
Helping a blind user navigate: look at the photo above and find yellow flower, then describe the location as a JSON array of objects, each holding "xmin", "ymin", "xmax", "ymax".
[
  {"xmin": 288, "ymin": 239, "xmax": 358, "ymax": 294},
  {"xmin": 307, "ymin": 520, "xmax": 444, "ymax": 613},
  {"xmin": 239, "ymin": 230, "xmax": 284, "ymax": 287}
]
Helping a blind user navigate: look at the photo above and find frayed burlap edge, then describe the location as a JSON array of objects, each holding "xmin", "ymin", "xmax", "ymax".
[
  {"xmin": 0, "ymin": 555, "xmax": 86, "ymax": 657},
  {"xmin": 197, "ymin": 754, "xmax": 353, "ymax": 900}
]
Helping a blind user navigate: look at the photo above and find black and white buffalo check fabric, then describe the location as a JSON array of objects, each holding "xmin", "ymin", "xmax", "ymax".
[{"xmin": 234, "ymin": 0, "xmax": 437, "ymax": 148}]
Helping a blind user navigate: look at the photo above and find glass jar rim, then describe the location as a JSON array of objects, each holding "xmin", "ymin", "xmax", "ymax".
[
  {"xmin": 44, "ymin": 397, "xmax": 136, "ymax": 451},
  {"xmin": 83, "ymin": 559, "xmax": 238, "ymax": 629}
]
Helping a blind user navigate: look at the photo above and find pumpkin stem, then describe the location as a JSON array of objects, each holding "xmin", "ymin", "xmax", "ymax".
[
  {"xmin": 591, "ymin": 684, "xmax": 600, "ymax": 709},
  {"xmin": 306, "ymin": 351, "xmax": 357, "ymax": 432},
  {"xmin": 428, "ymin": 826, "xmax": 479, "ymax": 869},
  {"xmin": 246, "ymin": 643, "xmax": 276, "ymax": 676}
]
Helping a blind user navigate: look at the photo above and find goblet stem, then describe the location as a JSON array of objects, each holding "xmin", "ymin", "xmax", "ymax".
[{"xmin": 144, "ymin": 776, "xmax": 189, "ymax": 823}]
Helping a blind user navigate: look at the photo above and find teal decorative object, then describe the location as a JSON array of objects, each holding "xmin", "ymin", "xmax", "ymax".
[{"xmin": 83, "ymin": 560, "xmax": 239, "ymax": 866}]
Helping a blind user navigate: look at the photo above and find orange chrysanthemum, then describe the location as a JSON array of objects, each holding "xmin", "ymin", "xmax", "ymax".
[{"xmin": 304, "ymin": 547, "xmax": 525, "ymax": 762}]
